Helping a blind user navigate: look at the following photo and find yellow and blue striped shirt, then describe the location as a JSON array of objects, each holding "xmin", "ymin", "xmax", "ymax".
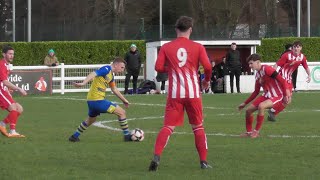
[{"xmin": 87, "ymin": 65, "xmax": 116, "ymax": 100}]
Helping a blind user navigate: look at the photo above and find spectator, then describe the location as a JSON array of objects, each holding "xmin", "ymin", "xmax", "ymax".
[
  {"xmin": 225, "ymin": 42, "xmax": 241, "ymax": 93},
  {"xmin": 124, "ymin": 44, "xmax": 142, "ymax": 94},
  {"xmin": 44, "ymin": 49, "xmax": 59, "ymax": 67},
  {"xmin": 156, "ymin": 72, "xmax": 168, "ymax": 94},
  {"xmin": 211, "ymin": 57, "xmax": 225, "ymax": 93}
]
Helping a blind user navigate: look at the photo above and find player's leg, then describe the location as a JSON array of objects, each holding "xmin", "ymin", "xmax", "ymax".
[
  {"xmin": 149, "ymin": 99, "xmax": 182, "ymax": 171},
  {"xmin": 6, "ymin": 103, "xmax": 25, "ymax": 138},
  {"xmin": 240, "ymin": 96, "xmax": 265, "ymax": 137},
  {"xmin": 252, "ymin": 99, "xmax": 274, "ymax": 138},
  {"xmin": 112, "ymin": 105, "xmax": 131, "ymax": 141},
  {"xmin": 69, "ymin": 100, "xmax": 102, "ymax": 142},
  {"xmin": 0, "ymin": 92, "xmax": 16, "ymax": 137},
  {"xmin": 239, "ymin": 104, "xmax": 257, "ymax": 137},
  {"xmin": 292, "ymin": 69, "xmax": 298, "ymax": 92},
  {"xmin": 268, "ymin": 83, "xmax": 293, "ymax": 121},
  {"xmin": 186, "ymin": 98, "xmax": 211, "ymax": 169},
  {"xmin": 69, "ymin": 116, "xmax": 97, "ymax": 142}
]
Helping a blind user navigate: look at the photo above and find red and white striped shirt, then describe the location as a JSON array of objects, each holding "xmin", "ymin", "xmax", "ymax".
[
  {"xmin": 244, "ymin": 65, "xmax": 288, "ymax": 104},
  {"xmin": 0, "ymin": 59, "xmax": 10, "ymax": 91},
  {"xmin": 155, "ymin": 37, "xmax": 212, "ymax": 99},
  {"xmin": 276, "ymin": 51, "xmax": 309, "ymax": 83}
]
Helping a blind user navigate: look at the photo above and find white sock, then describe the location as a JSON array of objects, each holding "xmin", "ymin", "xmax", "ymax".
[{"xmin": 0, "ymin": 121, "xmax": 6, "ymax": 127}]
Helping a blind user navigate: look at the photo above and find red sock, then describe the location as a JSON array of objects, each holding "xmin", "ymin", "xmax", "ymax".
[
  {"xmin": 8, "ymin": 111, "xmax": 20, "ymax": 130},
  {"xmin": 255, "ymin": 115, "xmax": 264, "ymax": 131},
  {"xmin": 154, "ymin": 126, "xmax": 173, "ymax": 156},
  {"xmin": 273, "ymin": 102, "xmax": 285, "ymax": 115},
  {"xmin": 245, "ymin": 115, "xmax": 254, "ymax": 132},
  {"xmin": 193, "ymin": 125, "xmax": 208, "ymax": 162}
]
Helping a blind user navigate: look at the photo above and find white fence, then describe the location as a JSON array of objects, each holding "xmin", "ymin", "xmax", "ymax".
[{"xmin": 12, "ymin": 63, "xmax": 145, "ymax": 94}]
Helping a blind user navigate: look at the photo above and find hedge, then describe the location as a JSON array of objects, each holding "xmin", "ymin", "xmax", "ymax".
[
  {"xmin": 256, "ymin": 37, "xmax": 320, "ymax": 62},
  {"xmin": 1, "ymin": 37, "xmax": 319, "ymax": 66},
  {"xmin": 0, "ymin": 40, "xmax": 146, "ymax": 66}
]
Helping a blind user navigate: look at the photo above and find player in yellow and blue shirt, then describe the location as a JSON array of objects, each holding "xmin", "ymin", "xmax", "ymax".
[{"xmin": 68, "ymin": 57, "xmax": 132, "ymax": 142}]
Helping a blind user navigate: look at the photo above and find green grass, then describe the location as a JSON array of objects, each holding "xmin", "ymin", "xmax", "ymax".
[{"xmin": 1, "ymin": 92, "xmax": 320, "ymax": 180}]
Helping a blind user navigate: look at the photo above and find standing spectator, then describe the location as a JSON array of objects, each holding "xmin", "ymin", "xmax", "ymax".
[
  {"xmin": 148, "ymin": 16, "xmax": 212, "ymax": 171},
  {"xmin": 268, "ymin": 41, "xmax": 311, "ymax": 122},
  {"xmin": 156, "ymin": 72, "xmax": 168, "ymax": 94},
  {"xmin": 44, "ymin": 49, "xmax": 59, "ymax": 66},
  {"xmin": 68, "ymin": 57, "xmax": 132, "ymax": 142},
  {"xmin": 0, "ymin": 45, "xmax": 27, "ymax": 138},
  {"xmin": 225, "ymin": 42, "xmax": 241, "ymax": 93},
  {"xmin": 238, "ymin": 54, "xmax": 290, "ymax": 138},
  {"xmin": 124, "ymin": 44, "xmax": 141, "ymax": 94}
]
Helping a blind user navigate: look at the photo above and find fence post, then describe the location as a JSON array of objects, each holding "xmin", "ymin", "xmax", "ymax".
[{"xmin": 61, "ymin": 63, "xmax": 65, "ymax": 94}]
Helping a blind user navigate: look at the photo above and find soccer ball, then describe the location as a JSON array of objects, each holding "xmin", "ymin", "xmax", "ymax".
[{"xmin": 131, "ymin": 128, "xmax": 145, "ymax": 142}]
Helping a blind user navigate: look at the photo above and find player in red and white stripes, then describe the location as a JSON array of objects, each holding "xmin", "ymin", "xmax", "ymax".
[
  {"xmin": 268, "ymin": 41, "xmax": 311, "ymax": 122},
  {"xmin": 149, "ymin": 16, "xmax": 212, "ymax": 171},
  {"xmin": 238, "ymin": 54, "xmax": 290, "ymax": 138}
]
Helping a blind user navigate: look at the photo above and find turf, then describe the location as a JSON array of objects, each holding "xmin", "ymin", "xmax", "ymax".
[{"xmin": 1, "ymin": 92, "xmax": 320, "ymax": 179}]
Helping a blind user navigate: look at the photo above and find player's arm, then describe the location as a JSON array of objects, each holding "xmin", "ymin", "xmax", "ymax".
[
  {"xmin": 73, "ymin": 71, "xmax": 96, "ymax": 87},
  {"xmin": 274, "ymin": 53, "xmax": 287, "ymax": 69},
  {"xmin": 110, "ymin": 83, "xmax": 130, "ymax": 107},
  {"xmin": 155, "ymin": 47, "xmax": 166, "ymax": 73},
  {"xmin": 301, "ymin": 58, "xmax": 311, "ymax": 83},
  {"xmin": 238, "ymin": 80, "xmax": 260, "ymax": 111},
  {"xmin": 2, "ymin": 80, "xmax": 27, "ymax": 96}
]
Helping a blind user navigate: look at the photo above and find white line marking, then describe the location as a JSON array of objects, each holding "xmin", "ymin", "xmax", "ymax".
[
  {"xmin": 93, "ymin": 116, "xmax": 320, "ymax": 139},
  {"xmin": 32, "ymin": 97, "xmax": 232, "ymax": 110}
]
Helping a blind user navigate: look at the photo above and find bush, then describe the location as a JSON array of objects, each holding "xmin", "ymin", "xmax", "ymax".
[
  {"xmin": 0, "ymin": 40, "xmax": 146, "ymax": 66},
  {"xmin": 257, "ymin": 37, "xmax": 320, "ymax": 62}
]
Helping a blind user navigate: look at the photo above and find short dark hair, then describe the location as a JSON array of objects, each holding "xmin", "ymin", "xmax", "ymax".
[
  {"xmin": 285, "ymin": 43, "xmax": 292, "ymax": 50},
  {"xmin": 175, "ymin": 16, "xmax": 193, "ymax": 32},
  {"xmin": 231, "ymin": 42, "xmax": 237, "ymax": 45},
  {"xmin": 246, "ymin": 53, "xmax": 261, "ymax": 63},
  {"xmin": 113, "ymin": 57, "xmax": 126, "ymax": 65},
  {"xmin": 2, "ymin": 45, "xmax": 14, "ymax": 54},
  {"xmin": 293, "ymin": 41, "xmax": 302, "ymax": 47}
]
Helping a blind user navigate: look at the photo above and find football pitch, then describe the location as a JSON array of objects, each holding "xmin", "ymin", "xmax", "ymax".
[{"xmin": 1, "ymin": 92, "xmax": 320, "ymax": 179}]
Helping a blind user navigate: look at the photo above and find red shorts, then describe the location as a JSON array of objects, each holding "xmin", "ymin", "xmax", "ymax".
[
  {"xmin": 0, "ymin": 88, "xmax": 15, "ymax": 110},
  {"xmin": 164, "ymin": 98, "xmax": 203, "ymax": 126},
  {"xmin": 252, "ymin": 95, "xmax": 283, "ymax": 107}
]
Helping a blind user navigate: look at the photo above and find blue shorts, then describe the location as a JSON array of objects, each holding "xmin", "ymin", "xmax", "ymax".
[{"xmin": 87, "ymin": 100, "xmax": 117, "ymax": 117}]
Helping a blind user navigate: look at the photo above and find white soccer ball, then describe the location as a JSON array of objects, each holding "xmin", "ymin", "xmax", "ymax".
[{"xmin": 131, "ymin": 128, "xmax": 145, "ymax": 142}]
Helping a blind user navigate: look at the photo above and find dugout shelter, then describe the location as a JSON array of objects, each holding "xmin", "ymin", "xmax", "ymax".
[{"xmin": 146, "ymin": 40, "xmax": 261, "ymax": 93}]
